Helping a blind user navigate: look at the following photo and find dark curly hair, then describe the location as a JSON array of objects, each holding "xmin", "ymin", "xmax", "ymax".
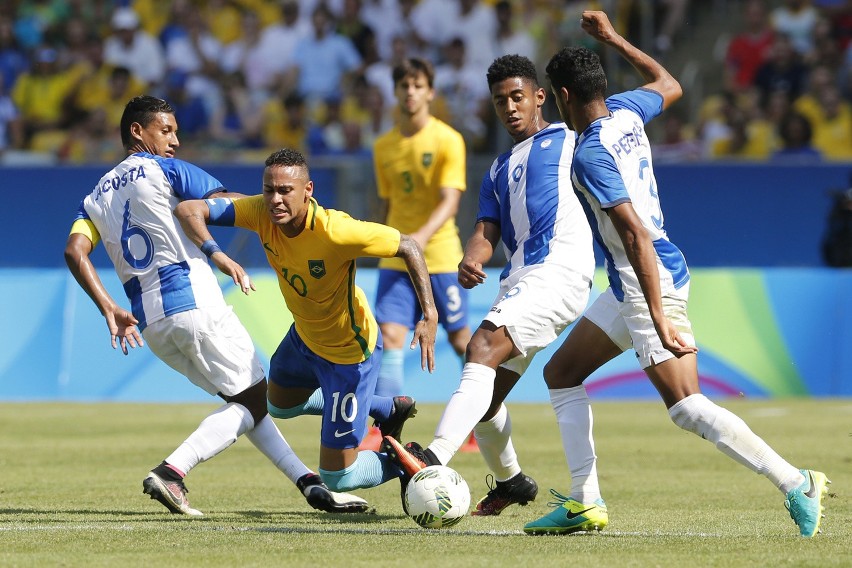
[
  {"xmin": 487, "ymin": 54, "xmax": 539, "ymax": 90},
  {"xmin": 265, "ymin": 147, "xmax": 310, "ymax": 177},
  {"xmin": 120, "ymin": 95, "xmax": 174, "ymax": 149},
  {"xmin": 545, "ymin": 47, "xmax": 607, "ymax": 104}
]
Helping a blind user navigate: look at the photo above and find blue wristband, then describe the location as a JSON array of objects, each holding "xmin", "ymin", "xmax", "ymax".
[{"xmin": 200, "ymin": 239, "xmax": 222, "ymax": 258}]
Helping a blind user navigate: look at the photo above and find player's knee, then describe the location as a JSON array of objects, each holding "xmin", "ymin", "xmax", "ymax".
[
  {"xmin": 669, "ymin": 393, "xmax": 724, "ymax": 445},
  {"xmin": 224, "ymin": 380, "xmax": 268, "ymax": 425}
]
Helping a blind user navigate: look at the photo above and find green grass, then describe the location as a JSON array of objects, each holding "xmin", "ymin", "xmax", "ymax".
[{"xmin": 0, "ymin": 399, "xmax": 849, "ymax": 567}]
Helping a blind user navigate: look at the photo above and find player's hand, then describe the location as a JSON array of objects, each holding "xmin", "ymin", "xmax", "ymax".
[
  {"xmin": 656, "ymin": 316, "xmax": 699, "ymax": 357},
  {"xmin": 581, "ymin": 10, "xmax": 619, "ymax": 45},
  {"xmin": 104, "ymin": 306, "xmax": 143, "ymax": 355},
  {"xmin": 458, "ymin": 258, "xmax": 486, "ymax": 289},
  {"xmin": 411, "ymin": 315, "xmax": 438, "ymax": 373},
  {"xmin": 211, "ymin": 252, "xmax": 256, "ymax": 295}
]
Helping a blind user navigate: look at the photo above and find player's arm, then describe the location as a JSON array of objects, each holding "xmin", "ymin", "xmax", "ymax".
[
  {"xmin": 64, "ymin": 230, "xmax": 142, "ymax": 355},
  {"xmin": 409, "ymin": 186, "xmax": 463, "ymax": 251},
  {"xmin": 607, "ymin": 203, "xmax": 696, "ymax": 356},
  {"xmin": 395, "ymin": 233, "xmax": 438, "ymax": 372},
  {"xmin": 209, "ymin": 190, "xmax": 252, "ymax": 200},
  {"xmin": 173, "ymin": 199, "xmax": 255, "ymax": 295},
  {"xmin": 581, "ymin": 10, "xmax": 682, "ymax": 109},
  {"xmin": 458, "ymin": 220, "xmax": 499, "ymax": 289}
]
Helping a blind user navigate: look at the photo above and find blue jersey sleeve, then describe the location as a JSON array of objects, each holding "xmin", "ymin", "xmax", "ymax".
[
  {"xmin": 573, "ymin": 143, "xmax": 630, "ymax": 208},
  {"xmin": 72, "ymin": 199, "xmax": 90, "ymax": 222},
  {"xmin": 204, "ymin": 197, "xmax": 237, "ymax": 226},
  {"xmin": 605, "ymin": 89, "xmax": 663, "ymax": 125},
  {"xmin": 154, "ymin": 156, "xmax": 225, "ymax": 200},
  {"xmin": 476, "ymin": 168, "xmax": 500, "ymax": 225}
]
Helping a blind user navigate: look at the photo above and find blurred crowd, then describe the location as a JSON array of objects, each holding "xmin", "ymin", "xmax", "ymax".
[
  {"xmin": 0, "ymin": 0, "xmax": 850, "ymax": 165},
  {"xmin": 656, "ymin": 0, "xmax": 852, "ymax": 163}
]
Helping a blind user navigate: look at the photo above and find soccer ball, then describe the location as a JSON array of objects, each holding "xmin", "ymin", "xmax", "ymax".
[{"xmin": 404, "ymin": 465, "xmax": 470, "ymax": 528}]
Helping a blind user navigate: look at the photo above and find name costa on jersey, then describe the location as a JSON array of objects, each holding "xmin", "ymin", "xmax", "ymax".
[{"xmin": 94, "ymin": 165, "xmax": 148, "ymax": 201}]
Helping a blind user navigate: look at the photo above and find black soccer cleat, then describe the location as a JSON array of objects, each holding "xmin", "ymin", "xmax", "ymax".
[
  {"xmin": 374, "ymin": 396, "xmax": 417, "ymax": 441},
  {"xmin": 470, "ymin": 472, "xmax": 538, "ymax": 516},
  {"xmin": 296, "ymin": 473, "xmax": 371, "ymax": 513}
]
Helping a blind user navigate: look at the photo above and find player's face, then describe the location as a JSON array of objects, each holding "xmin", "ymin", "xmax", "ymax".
[
  {"xmin": 133, "ymin": 112, "xmax": 179, "ymax": 158},
  {"xmin": 490, "ymin": 77, "xmax": 546, "ymax": 142},
  {"xmin": 262, "ymin": 164, "xmax": 314, "ymax": 236},
  {"xmin": 395, "ymin": 72, "xmax": 434, "ymax": 116}
]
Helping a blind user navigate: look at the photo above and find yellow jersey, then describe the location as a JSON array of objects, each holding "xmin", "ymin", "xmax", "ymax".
[
  {"xmin": 373, "ymin": 117, "xmax": 466, "ymax": 273},
  {"xmin": 231, "ymin": 196, "xmax": 401, "ymax": 364}
]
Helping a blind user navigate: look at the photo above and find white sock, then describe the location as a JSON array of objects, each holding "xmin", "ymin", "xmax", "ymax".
[
  {"xmin": 165, "ymin": 403, "xmax": 254, "ymax": 474},
  {"xmin": 550, "ymin": 386, "xmax": 601, "ymax": 503},
  {"xmin": 472, "ymin": 404, "xmax": 521, "ymax": 482},
  {"xmin": 669, "ymin": 394, "xmax": 805, "ymax": 494},
  {"xmin": 428, "ymin": 362, "xmax": 496, "ymax": 465},
  {"xmin": 245, "ymin": 415, "xmax": 312, "ymax": 484}
]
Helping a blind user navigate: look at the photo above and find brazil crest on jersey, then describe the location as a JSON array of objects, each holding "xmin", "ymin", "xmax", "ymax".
[
  {"xmin": 206, "ymin": 196, "xmax": 401, "ymax": 364},
  {"xmin": 571, "ymin": 88, "xmax": 689, "ymax": 302},
  {"xmin": 373, "ymin": 116, "xmax": 466, "ymax": 273},
  {"xmin": 70, "ymin": 153, "xmax": 227, "ymax": 330}
]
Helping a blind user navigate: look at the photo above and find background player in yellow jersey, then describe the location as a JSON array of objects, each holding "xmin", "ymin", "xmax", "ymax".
[
  {"xmin": 371, "ymin": 58, "xmax": 472, "ymax": 402},
  {"xmin": 174, "ymin": 148, "xmax": 438, "ymax": 494}
]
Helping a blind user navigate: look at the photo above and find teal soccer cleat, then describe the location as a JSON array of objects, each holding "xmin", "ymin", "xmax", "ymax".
[
  {"xmin": 523, "ymin": 489, "xmax": 607, "ymax": 535},
  {"xmin": 785, "ymin": 469, "xmax": 830, "ymax": 537}
]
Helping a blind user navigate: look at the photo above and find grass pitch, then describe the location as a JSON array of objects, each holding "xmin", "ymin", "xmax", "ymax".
[{"xmin": 0, "ymin": 399, "xmax": 849, "ymax": 567}]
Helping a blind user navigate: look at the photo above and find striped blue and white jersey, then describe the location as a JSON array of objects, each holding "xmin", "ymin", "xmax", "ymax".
[
  {"xmin": 73, "ymin": 153, "xmax": 226, "ymax": 330},
  {"xmin": 572, "ymin": 89, "xmax": 689, "ymax": 302},
  {"xmin": 478, "ymin": 122, "xmax": 594, "ymax": 283}
]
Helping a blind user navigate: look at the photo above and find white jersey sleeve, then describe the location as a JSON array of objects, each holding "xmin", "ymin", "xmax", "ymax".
[
  {"xmin": 72, "ymin": 153, "xmax": 228, "ymax": 330},
  {"xmin": 572, "ymin": 89, "xmax": 689, "ymax": 302},
  {"xmin": 477, "ymin": 123, "xmax": 594, "ymax": 283}
]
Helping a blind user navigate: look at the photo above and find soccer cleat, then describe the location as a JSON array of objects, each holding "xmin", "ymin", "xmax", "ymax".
[
  {"xmin": 785, "ymin": 469, "xmax": 830, "ymax": 537},
  {"xmin": 296, "ymin": 473, "xmax": 371, "ymax": 514},
  {"xmin": 374, "ymin": 396, "xmax": 417, "ymax": 441},
  {"xmin": 471, "ymin": 472, "xmax": 538, "ymax": 516},
  {"xmin": 142, "ymin": 471, "xmax": 203, "ymax": 516},
  {"xmin": 381, "ymin": 436, "xmax": 438, "ymax": 479},
  {"xmin": 523, "ymin": 489, "xmax": 608, "ymax": 535}
]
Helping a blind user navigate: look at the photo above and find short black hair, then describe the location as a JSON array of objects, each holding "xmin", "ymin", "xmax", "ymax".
[
  {"xmin": 545, "ymin": 47, "xmax": 607, "ymax": 104},
  {"xmin": 392, "ymin": 58, "xmax": 434, "ymax": 88},
  {"xmin": 265, "ymin": 148, "xmax": 309, "ymax": 176},
  {"xmin": 120, "ymin": 95, "xmax": 174, "ymax": 149},
  {"xmin": 487, "ymin": 54, "xmax": 539, "ymax": 90}
]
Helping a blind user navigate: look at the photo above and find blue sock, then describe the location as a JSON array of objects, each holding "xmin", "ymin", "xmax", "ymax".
[
  {"xmin": 375, "ymin": 348, "xmax": 403, "ymax": 397},
  {"xmin": 319, "ymin": 451, "xmax": 403, "ymax": 491},
  {"xmin": 267, "ymin": 388, "xmax": 324, "ymax": 418}
]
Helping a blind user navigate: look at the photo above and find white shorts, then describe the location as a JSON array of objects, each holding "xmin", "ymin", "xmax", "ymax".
[
  {"xmin": 485, "ymin": 264, "xmax": 591, "ymax": 375},
  {"xmin": 143, "ymin": 305, "xmax": 265, "ymax": 397},
  {"xmin": 584, "ymin": 284, "xmax": 695, "ymax": 369}
]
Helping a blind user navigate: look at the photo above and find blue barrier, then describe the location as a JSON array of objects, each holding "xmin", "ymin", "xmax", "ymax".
[
  {"xmin": 4, "ymin": 162, "xmax": 851, "ymax": 267},
  {"xmin": 2, "ymin": 267, "xmax": 849, "ymax": 402}
]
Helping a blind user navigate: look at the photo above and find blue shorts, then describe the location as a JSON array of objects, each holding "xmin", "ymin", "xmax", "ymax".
[
  {"xmin": 375, "ymin": 269, "xmax": 468, "ymax": 333},
  {"xmin": 268, "ymin": 325, "xmax": 382, "ymax": 450}
]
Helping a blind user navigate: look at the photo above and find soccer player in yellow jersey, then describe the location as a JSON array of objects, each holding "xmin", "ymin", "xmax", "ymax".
[
  {"xmin": 174, "ymin": 148, "xmax": 438, "ymax": 493},
  {"xmin": 372, "ymin": 58, "xmax": 472, "ymax": 401}
]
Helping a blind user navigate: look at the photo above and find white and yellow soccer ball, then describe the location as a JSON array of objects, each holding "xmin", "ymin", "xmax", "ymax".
[{"xmin": 404, "ymin": 465, "xmax": 470, "ymax": 528}]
